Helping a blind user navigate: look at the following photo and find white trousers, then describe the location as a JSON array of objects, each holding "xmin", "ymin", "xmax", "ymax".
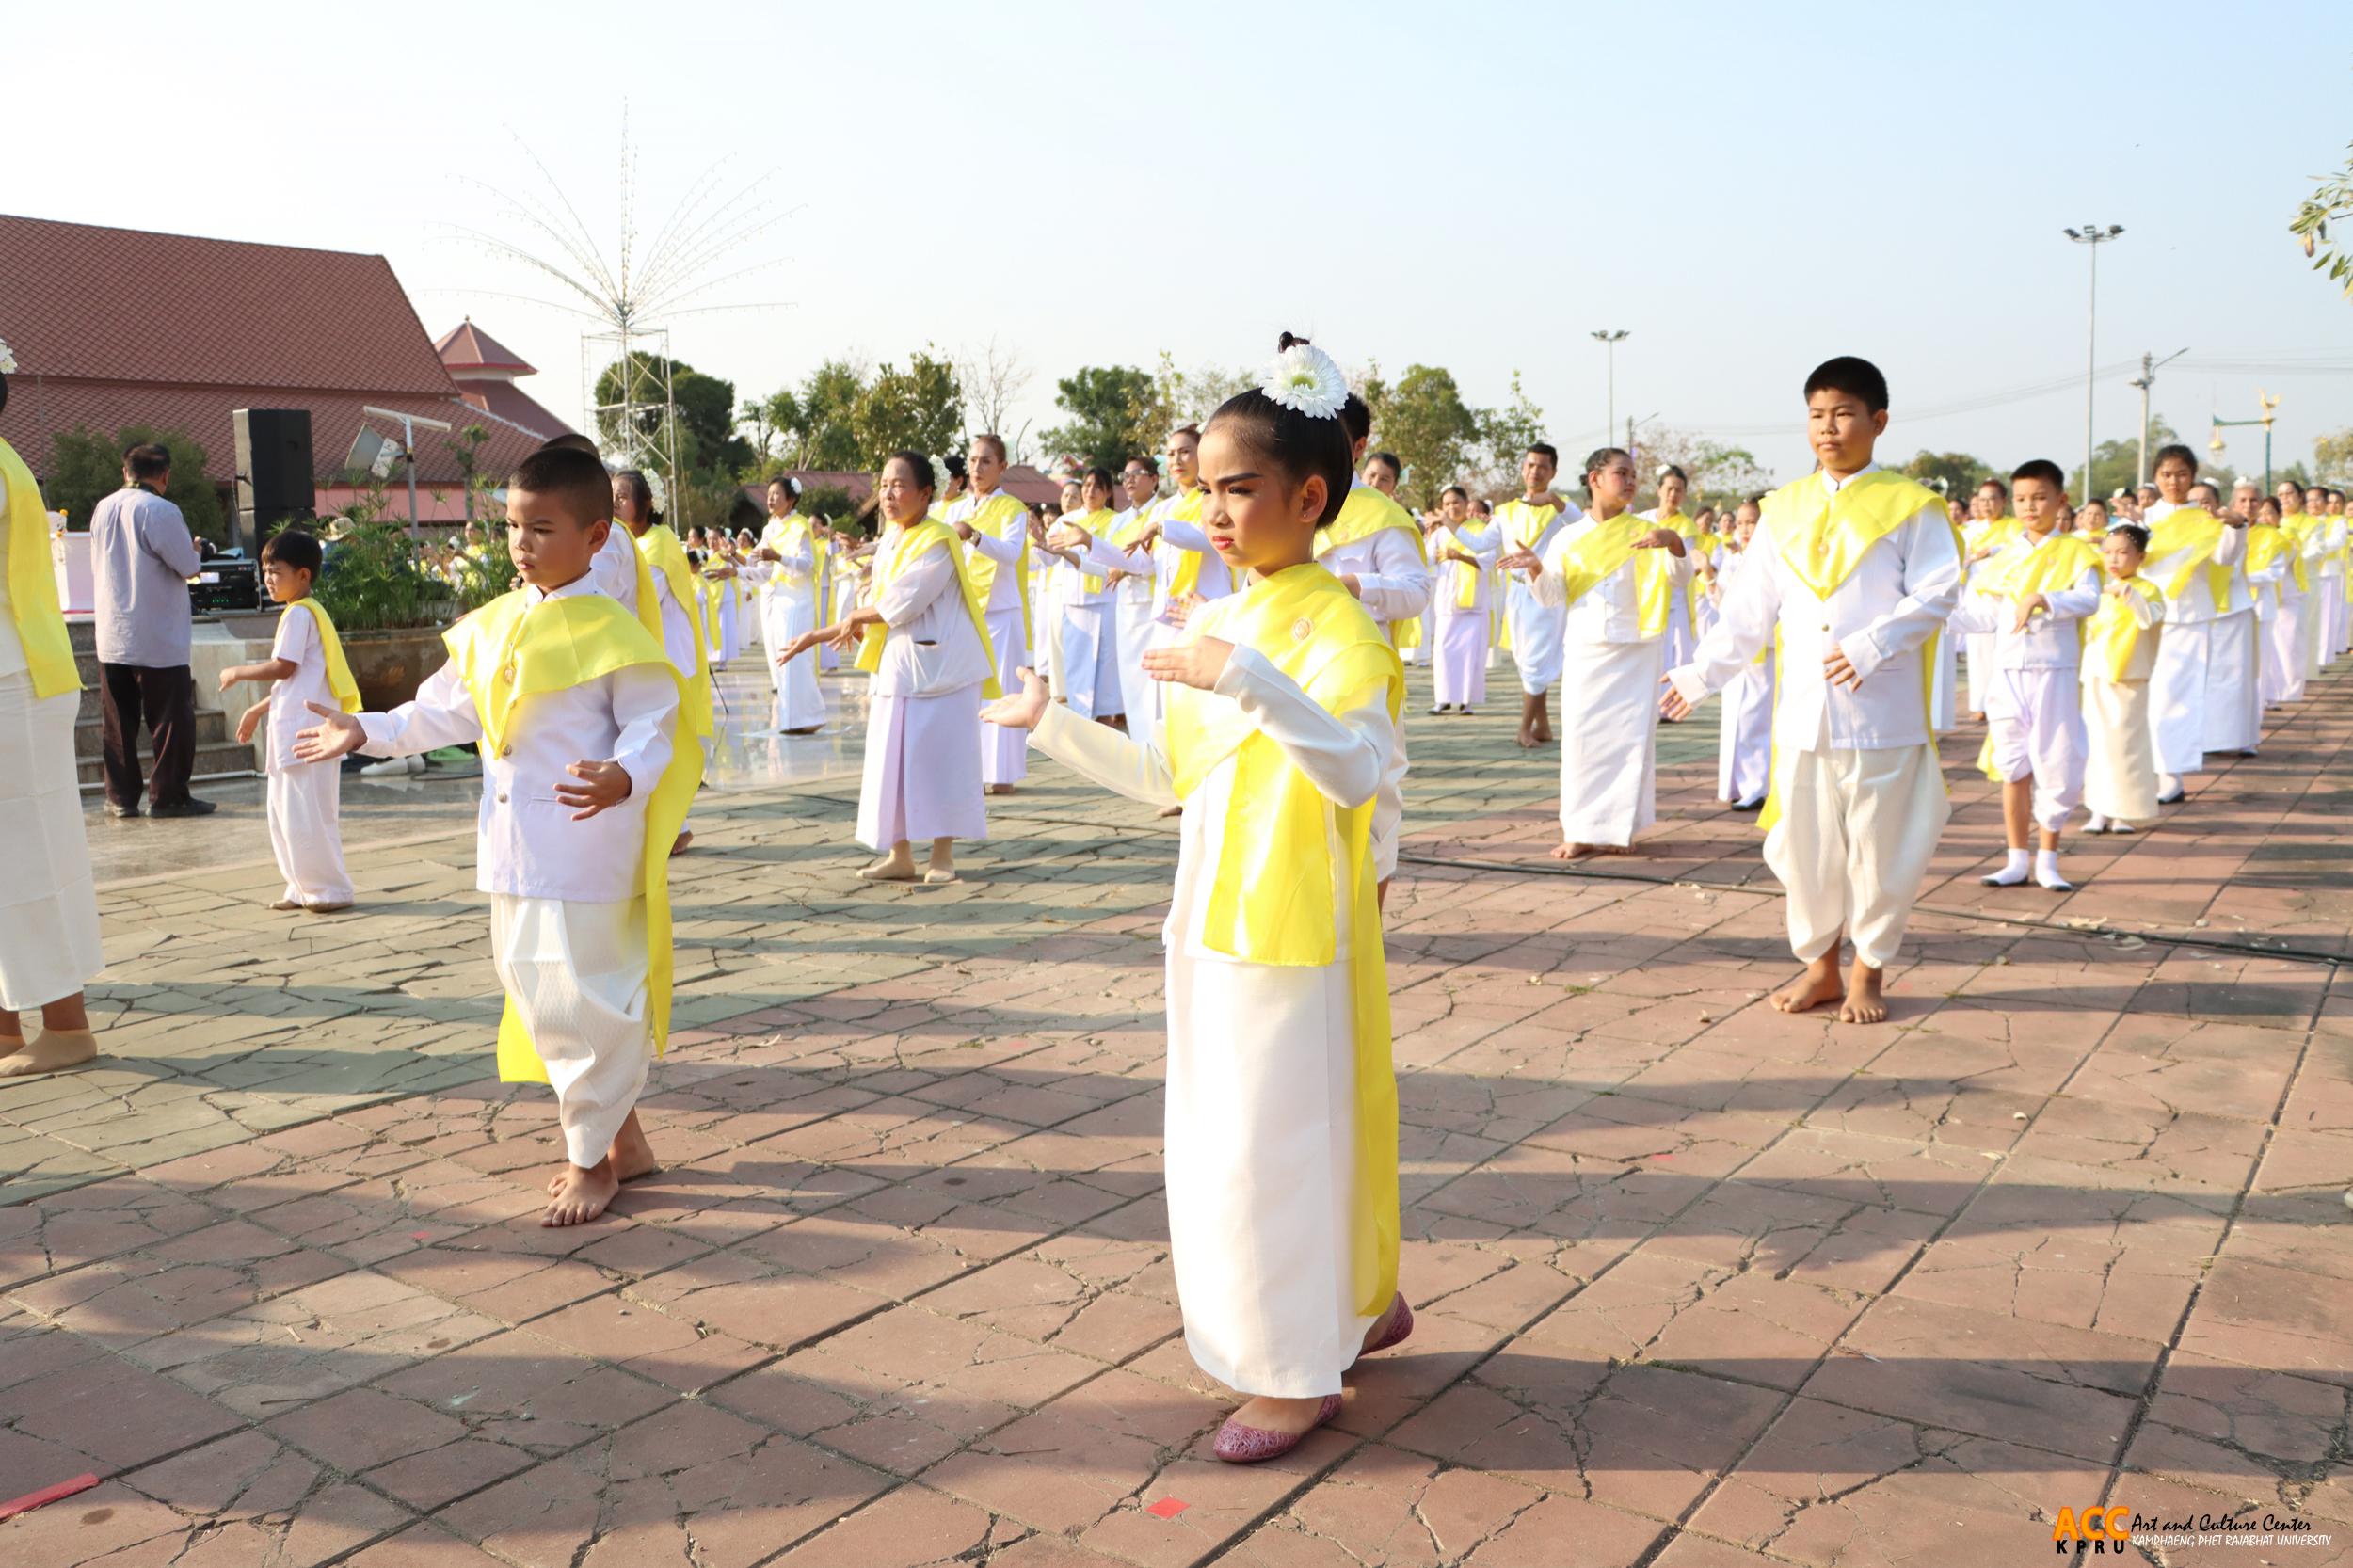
[
  {"xmin": 1112, "ymin": 589, "xmax": 1158, "ymax": 734},
  {"xmin": 1165, "ymin": 951, "xmax": 1380, "ymax": 1398},
  {"xmin": 2082, "ymin": 675, "xmax": 2160, "ymax": 824},
  {"xmin": 0, "ymin": 677, "xmax": 103, "ymax": 1012},
  {"xmin": 1717, "ymin": 658, "xmax": 1773, "ymax": 806},
  {"xmin": 1981, "ymin": 666, "xmax": 2087, "ymax": 833},
  {"xmin": 1505, "ymin": 593, "xmax": 1564, "ymax": 695},
  {"xmin": 2265, "ymin": 597, "xmax": 2311, "ymax": 704},
  {"xmin": 1556, "ymin": 639, "xmax": 1663, "ymax": 846},
  {"xmin": 2326, "ymin": 578, "xmax": 2351, "ymax": 659},
  {"xmin": 981, "ymin": 607, "xmax": 1030, "ymax": 787},
  {"xmin": 1928, "ymin": 631, "xmax": 1957, "ymax": 733},
  {"xmin": 2201, "ymin": 611, "xmax": 2261, "ymax": 754},
  {"xmin": 2150, "ymin": 619, "xmax": 2217, "ymax": 776},
  {"xmin": 764, "ymin": 592, "xmax": 827, "ymax": 730},
  {"xmin": 266, "ymin": 763, "xmax": 353, "ymax": 906},
  {"xmin": 491, "ymin": 895, "xmax": 650, "ymax": 1168},
  {"xmin": 1432, "ymin": 611, "xmax": 1488, "ymax": 707},
  {"xmin": 1057, "ymin": 601, "xmax": 1122, "ymax": 720},
  {"xmin": 1764, "ymin": 741, "xmax": 1947, "ymax": 970},
  {"xmin": 858, "ymin": 686, "xmax": 986, "ymax": 849},
  {"xmin": 1963, "ymin": 632, "xmax": 1993, "ymax": 714}
]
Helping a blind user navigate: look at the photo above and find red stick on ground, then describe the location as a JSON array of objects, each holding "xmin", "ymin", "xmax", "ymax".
[{"xmin": 0, "ymin": 1473, "xmax": 101, "ymax": 1522}]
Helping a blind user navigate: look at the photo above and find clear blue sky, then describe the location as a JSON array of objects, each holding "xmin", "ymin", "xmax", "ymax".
[{"xmin": 15, "ymin": 0, "xmax": 2353, "ymax": 484}]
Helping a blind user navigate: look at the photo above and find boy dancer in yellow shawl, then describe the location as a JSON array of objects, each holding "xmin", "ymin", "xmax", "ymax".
[
  {"xmin": 1665, "ymin": 357, "xmax": 1961, "ymax": 1024},
  {"xmin": 217, "ymin": 528, "xmax": 358, "ymax": 912},
  {"xmin": 297, "ymin": 445, "xmax": 692, "ymax": 1225},
  {"xmin": 1945, "ymin": 460, "xmax": 2102, "ymax": 891}
]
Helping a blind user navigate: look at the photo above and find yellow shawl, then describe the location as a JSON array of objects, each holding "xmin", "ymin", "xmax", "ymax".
[
  {"xmin": 289, "ymin": 598, "xmax": 360, "ymax": 712},
  {"xmin": 1547, "ymin": 512, "xmax": 1677, "ymax": 636},
  {"xmin": 856, "ymin": 520, "xmax": 1001, "ymax": 698},
  {"xmin": 0, "ymin": 439, "xmax": 77, "ymax": 699},
  {"xmin": 629, "ymin": 524, "xmax": 713, "ymax": 741},
  {"xmin": 1755, "ymin": 470, "xmax": 1955, "ymax": 831},
  {"xmin": 2246, "ymin": 523, "xmax": 2308, "ymax": 597},
  {"xmin": 957, "ymin": 492, "xmax": 1032, "ymax": 645},
  {"xmin": 1160, "ymin": 562, "xmax": 1402, "ymax": 1317},
  {"xmin": 2144, "ymin": 507, "xmax": 2237, "ymax": 610},
  {"xmin": 2084, "ymin": 575, "xmax": 2164, "ymax": 683},
  {"xmin": 442, "ymin": 591, "xmax": 700, "ymax": 1078}
]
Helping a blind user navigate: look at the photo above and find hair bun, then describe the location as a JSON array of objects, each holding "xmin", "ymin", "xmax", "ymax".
[{"xmin": 1277, "ymin": 330, "xmax": 1310, "ymax": 352}]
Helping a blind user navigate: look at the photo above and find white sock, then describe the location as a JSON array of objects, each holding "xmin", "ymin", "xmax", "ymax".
[
  {"xmin": 2157, "ymin": 773, "xmax": 2183, "ymax": 799},
  {"xmin": 1981, "ymin": 848, "xmax": 2032, "ymax": 887},
  {"xmin": 2085, "ymin": 813, "xmax": 2110, "ymax": 833},
  {"xmin": 2034, "ymin": 849, "xmax": 2073, "ymax": 890}
]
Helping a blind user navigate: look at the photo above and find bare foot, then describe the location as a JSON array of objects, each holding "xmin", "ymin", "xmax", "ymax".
[
  {"xmin": 542, "ymin": 1159, "xmax": 620, "ymax": 1226},
  {"xmin": 1838, "ymin": 963, "xmax": 1889, "ymax": 1025},
  {"xmin": 669, "ymin": 829, "xmax": 694, "ymax": 856},
  {"xmin": 1229, "ymin": 1394, "xmax": 1331, "ymax": 1435},
  {"xmin": 0, "ymin": 1030, "xmax": 97, "ymax": 1077},
  {"xmin": 1549, "ymin": 841, "xmax": 1599, "ymax": 860},
  {"xmin": 1769, "ymin": 958, "xmax": 1845, "ymax": 1016},
  {"xmin": 608, "ymin": 1111, "xmax": 658, "ymax": 1183},
  {"xmin": 1517, "ymin": 730, "xmax": 1541, "ymax": 749},
  {"xmin": 985, "ymin": 784, "xmax": 1017, "ymax": 796},
  {"xmin": 857, "ymin": 856, "xmax": 919, "ymax": 882}
]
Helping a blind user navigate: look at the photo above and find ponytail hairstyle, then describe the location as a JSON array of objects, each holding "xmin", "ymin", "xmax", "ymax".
[
  {"xmin": 1200, "ymin": 332, "xmax": 1354, "ymax": 528},
  {"xmin": 614, "ymin": 469, "xmax": 661, "ymax": 528},
  {"xmin": 1582, "ymin": 446, "xmax": 1632, "ymax": 497}
]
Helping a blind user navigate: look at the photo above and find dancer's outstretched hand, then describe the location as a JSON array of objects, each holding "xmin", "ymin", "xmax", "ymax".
[
  {"xmin": 1659, "ymin": 674, "xmax": 1695, "ymax": 722},
  {"xmin": 1143, "ymin": 636, "xmax": 1234, "ymax": 691},
  {"xmin": 1497, "ymin": 548, "xmax": 1543, "ymax": 579},
  {"xmin": 981, "ymin": 667, "xmax": 1049, "ymax": 730},
  {"xmin": 293, "ymin": 702, "xmax": 365, "ymax": 763}
]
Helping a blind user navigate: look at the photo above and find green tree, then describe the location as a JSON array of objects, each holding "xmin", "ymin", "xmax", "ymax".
[
  {"xmin": 2314, "ymin": 427, "xmax": 2353, "ymax": 486},
  {"xmin": 1469, "ymin": 372, "xmax": 1548, "ymax": 496},
  {"xmin": 44, "ymin": 424, "xmax": 228, "ymax": 540},
  {"xmin": 2064, "ymin": 418, "xmax": 2192, "ymax": 502},
  {"xmin": 1042, "ymin": 364, "xmax": 1159, "ymax": 472},
  {"xmin": 1371, "ymin": 365, "xmax": 1481, "ymax": 509},
  {"xmin": 2291, "ymin": 136, "xmax": 2353, "ymax": 298},
  {"xmin": 848, "ymin": 351, "xmax": 963, "ymax": 469},
  {"xmin": 448, "ymin": 422, "xmax": 492, "ymax": 522},
  {"xmin": 593, "ymin": 356, "xmax": 750, "ymax": 481},
  {"xmin": 1901, "ymin": 450, "xmax": 1992, "ymax": 502},
  {"xmin": 785, "ymin": 360, "xmax": 868, "ymax": 471}
]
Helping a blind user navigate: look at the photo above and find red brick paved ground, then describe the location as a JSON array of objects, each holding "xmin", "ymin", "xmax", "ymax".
[{"xmin": 5, "ymin": 662, "xmax": 2351, "ymax": 1565}]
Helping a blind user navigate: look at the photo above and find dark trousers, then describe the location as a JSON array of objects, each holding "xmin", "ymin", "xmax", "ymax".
[{"xmin": 99, "ymin": 662, "xmax": 197, "ymax": 808}]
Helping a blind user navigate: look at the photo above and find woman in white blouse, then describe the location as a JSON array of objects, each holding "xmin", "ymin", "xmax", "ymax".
[{"xmin": 778, "ymin": 453, "xmax": 995, "ymax": 884}]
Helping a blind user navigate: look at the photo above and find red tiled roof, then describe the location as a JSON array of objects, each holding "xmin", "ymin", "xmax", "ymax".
[
  {"xmin": 0, "ymin": 216, "xmax": 569, "ymax": 498},
  {"xmin": 0, "ymin": 216, "xmax": 453, "ymax": 392},
  {"xmin": 456, "ymin": 378, "xmax": 571, "ymax": 441},
  {"xmin": 435, "ymin": 319, "xmax": 535, "ymax": 375}
]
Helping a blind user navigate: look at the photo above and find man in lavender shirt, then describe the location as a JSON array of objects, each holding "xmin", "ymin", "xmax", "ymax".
[{"xmin": 90, "ymin": 442, "xmax": 214, "ymax": 818}]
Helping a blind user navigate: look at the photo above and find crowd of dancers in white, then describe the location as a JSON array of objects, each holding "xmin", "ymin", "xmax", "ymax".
[{"xmin": 5, "ymin": 344, "xmax": 2346, "ymax": 1464}]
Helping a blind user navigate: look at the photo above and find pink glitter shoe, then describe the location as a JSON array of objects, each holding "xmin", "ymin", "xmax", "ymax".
[
  {"xmin": 1363, "ymin": 1293, "xmax": 1414, "ymax": 1354},
  {"xmin": 1212, "ymin": 1394, "xmax": 1343, "ymax": 1464}
]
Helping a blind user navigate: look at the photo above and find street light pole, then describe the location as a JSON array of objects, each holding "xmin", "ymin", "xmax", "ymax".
[
  {"xmin": 2126, "ymin": 347, "xmax": 2188, "ymax": 489},
  {"xmin": 2063, "ymin": 224, "xmax": 2123, "ymax": 504},
  {"xmin": 2210, "ymin": 392, "xmax": 2282, "ymax": 494},
  {"xmin": 1591, "ymin": 329, "xmax": 1629, "ymax": 438}
]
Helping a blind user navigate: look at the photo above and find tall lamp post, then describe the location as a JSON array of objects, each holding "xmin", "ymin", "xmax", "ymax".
[
  {"xmin": 2063, "ymin": 224, "xmax": 2123, "ymax": 504},
  {"xmin": 2127, "ymin": 347, "xmax": 2188, "ymax": 488},
  {"xmin": 1591, "ymin": 329, "xmax": 1629, "ymax": 438},
  {"xmin": 2209, "ymin": 392, "xmax": 2281, "ymax": 494}
]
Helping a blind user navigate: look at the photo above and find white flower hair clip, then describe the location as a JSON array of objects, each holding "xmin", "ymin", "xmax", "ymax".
[
  {"xmin": 0, "ymin": 338, "xmax": 16, "ymax": 376},
  {"xmin": 1260, "ymin": 341, "xmax": 1349, "ymax": 421}
]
